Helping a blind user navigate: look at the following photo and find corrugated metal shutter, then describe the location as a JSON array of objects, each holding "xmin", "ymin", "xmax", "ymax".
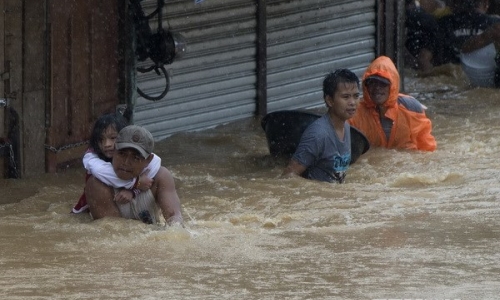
[
  {"xmin": 133, "ymin": 0, "xmax": 257, "ymax": 140},
  {"xmin": 266, "ymin": 0, "xmax": 376, "ymax": 111},
  {"xmin": 133, "ymin": 0, "xmax": 377, "ymax": 140}
]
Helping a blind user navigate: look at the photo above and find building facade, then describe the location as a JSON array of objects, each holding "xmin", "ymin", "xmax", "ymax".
[{"xmin": 0, "ymin": 0, "xmax": 404, "ymax": 178}]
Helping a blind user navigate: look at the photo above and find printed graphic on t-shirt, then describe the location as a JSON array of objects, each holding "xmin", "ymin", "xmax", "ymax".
[{"xmin": 331, "ymin": 153, "xmax": 351, "ymax": 183}]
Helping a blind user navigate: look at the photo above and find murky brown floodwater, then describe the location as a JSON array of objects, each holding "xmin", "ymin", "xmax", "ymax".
[{"xmin": 1, "ymin": 65, "xmax": 500, "ymax": 300}]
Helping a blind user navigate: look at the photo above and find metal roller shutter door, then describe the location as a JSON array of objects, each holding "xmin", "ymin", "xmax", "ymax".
[
  {"xmin": 266, "ymin": 0, "xmax": 377, "ymax": 112},
  {"xmin": 133, "ymin": 0, "xmax": 257, "ymax": 140},
  {"xmin": 133, "ymin": 0, "xmax": 377, "ymax": 140}
]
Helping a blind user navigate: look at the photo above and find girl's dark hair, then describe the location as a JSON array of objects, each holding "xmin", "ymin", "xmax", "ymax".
[
  {"xmin": 323, "ymin": 68, "xmax": 360, "ymax": 98},
  {"xmin": 89, "ymin": 113, "xmax": 129, "ymax": 161}
]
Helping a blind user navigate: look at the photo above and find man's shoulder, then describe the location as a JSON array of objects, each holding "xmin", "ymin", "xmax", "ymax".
[
  {"xmin": 296, "ymin": 116, "xmax": 331, "ymax": 149},
  {"xmin": 471, "ymin": 12, "xmax": 499, "ymax": 27},
  {"xmin": 487, "ymin": 14, "xmax": 500, "ymax": 24},
  {"xmin": 304, "ymin": 115, "xmax": 330, "ymax": 134},
  {"xmin": 438, "ymin": 11, "xmax": 493, "ymax": 27},
  {"xmin": 398, "ymin": 95, "xmax": 425, "ymax": 113},
  {"xmin": 144, "ymin": 153, "xmax": 162, "ymax": 177}
]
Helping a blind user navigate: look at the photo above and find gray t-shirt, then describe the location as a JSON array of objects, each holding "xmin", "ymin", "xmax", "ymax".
[{"xmin": 292, "ymin": 114, "xmax": 351, "ymax": 183}]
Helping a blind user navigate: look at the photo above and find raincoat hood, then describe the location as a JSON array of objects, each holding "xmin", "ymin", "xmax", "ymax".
[
  {"xmin": 348, "ymin": 56, "xmax": 437, "ymax": 151},
  {"xmin": 362, "ymin": 56, "xmax": 400, "ymax": 110}
]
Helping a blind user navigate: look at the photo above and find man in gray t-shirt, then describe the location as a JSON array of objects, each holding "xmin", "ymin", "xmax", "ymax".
[
  {"xmin": 282, "ymin": 69, "xmax": 361, "ymax": 183},
  {"xmin": 292, "ymin": 114, "xmax": 352, "ymax": 183}
]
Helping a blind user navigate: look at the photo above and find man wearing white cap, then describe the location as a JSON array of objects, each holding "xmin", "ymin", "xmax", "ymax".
[{"xmin": 85, "ymin": 125, "xmax": 183, "ymax": 225}]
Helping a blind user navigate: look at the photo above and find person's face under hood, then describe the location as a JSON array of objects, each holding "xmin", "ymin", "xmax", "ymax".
[
  {"xmin": 361, "ymin": 56, "xmax": 400, "ymax": 108},
  {"xmin": 365, "ymin": 79, "xmax": 390, "ymax": 106}
]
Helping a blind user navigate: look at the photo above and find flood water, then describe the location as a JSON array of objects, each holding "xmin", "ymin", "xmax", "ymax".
[{"xmin": 1, "ymin": 65, "xmax": 500, "ymax": 300}]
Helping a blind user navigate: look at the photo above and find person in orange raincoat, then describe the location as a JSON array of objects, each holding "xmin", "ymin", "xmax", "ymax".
[{"xmin": 348, "ymin": 56, "xmax": 437, "ymax": 151}]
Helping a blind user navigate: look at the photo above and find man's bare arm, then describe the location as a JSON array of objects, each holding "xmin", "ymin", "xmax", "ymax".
[
  {"xmin": 282, "ymin": 159, "xmax": 307, "ymax": 178},
  {"xmin": 462, "ymin": 23, "xmax": 500, "ymax": 53},
  {"xmin": 85, "ymin": 176, "xmax": 122, "ymax": 219},
  {"xmin": 152, "ymin": 167, "xmax": 183, "ymax": 225}
]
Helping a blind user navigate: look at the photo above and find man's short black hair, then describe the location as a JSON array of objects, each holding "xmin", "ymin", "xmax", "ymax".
[{"xmin": 323, "ymin": 69, "xmax": 360, "ymax": 99}]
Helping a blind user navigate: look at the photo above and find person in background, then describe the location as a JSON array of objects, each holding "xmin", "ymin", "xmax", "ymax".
[
  {"xmin": 71, "ymin": 113, "xmax": 155, "ymax": 214},
  {"xmin": 405, "ymin": 0, "xmax": 453, "ymax": 73},
  {"xmin": 85, "ymin": 125, "xmax": 183, "ymax": 225},
  {"xmin": 282, "ymin": 69, "xmax": 361, "ymax": 183},
  {"xmin": 439, "ymin": 0, "xmax": 500, "ymax": 87},
  {"xmin": 348, "ymin": 56, "xmax": 437, "ymax": 151}
]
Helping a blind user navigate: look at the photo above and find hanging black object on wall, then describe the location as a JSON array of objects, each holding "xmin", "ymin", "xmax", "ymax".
[{"xmin": 129, "ymin": 0, "xmax": 186, "ymax": 101}]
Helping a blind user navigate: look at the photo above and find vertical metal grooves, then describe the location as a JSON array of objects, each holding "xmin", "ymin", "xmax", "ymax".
[
  {"xmin": 134, "ymin": 0, "xmax": 377, "ymax": 140},
  {"xmin": 135, "ymin": 0, "xmax": 258, "ymax": 140},
  {"xmin": 266, "ymin": 0, "xmax": 376, "ymax": 112}
]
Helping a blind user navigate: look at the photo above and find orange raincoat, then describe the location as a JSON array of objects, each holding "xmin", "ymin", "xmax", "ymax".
[{"xmin": 348, "ymin": 56, "xmax": 437, "ymax": 151}]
